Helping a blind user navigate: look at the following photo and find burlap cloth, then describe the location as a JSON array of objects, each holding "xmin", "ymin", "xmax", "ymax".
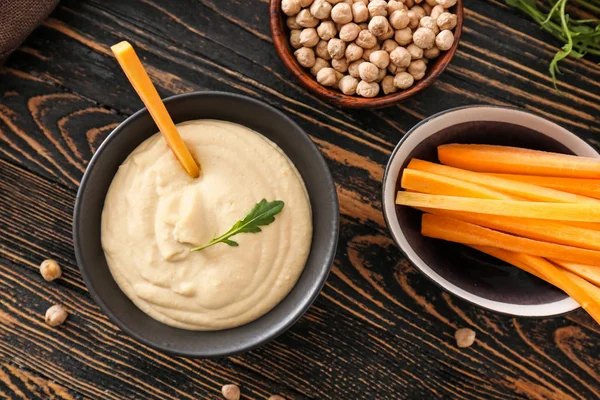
[{"xmin": 1, "ymin": 0, "xmax": 59, "ymax": 61}]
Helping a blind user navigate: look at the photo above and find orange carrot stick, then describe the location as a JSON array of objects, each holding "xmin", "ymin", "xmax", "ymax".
[
  {"xmin": 438, "ymin": 144, "xmax": 600, "ymax": 179},
  {"xmin": 407, "ymin": 159, "xmax": 596, "ymax": 203},
  {"xmin": 487, "ymin": 174, "xmax": 600, "ymax": 199},
  {"xmin": 421, "ymin": 213, "xmax": 600, "ymax": 265},
  {"xmin": 550, "ymin": 260, "xmax": 600, "ymax": 287},
  {"xmin": 396, "ymin": 192, "xmax": 600, "ymax": 222}
]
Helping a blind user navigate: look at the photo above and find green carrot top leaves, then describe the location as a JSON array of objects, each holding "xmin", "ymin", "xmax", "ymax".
[{"xmin": 190, "ymin": 199, "xmax": 285, "ymax": 252}]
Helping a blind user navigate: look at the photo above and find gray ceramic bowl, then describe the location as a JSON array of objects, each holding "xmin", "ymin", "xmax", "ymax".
[
  {"xmin": 74, "ymin": 92, "xmax": 339, "ymax": 357},
  {"xmin": 382, "ymin": 106, "xmax": 599, "ymax": 318}
]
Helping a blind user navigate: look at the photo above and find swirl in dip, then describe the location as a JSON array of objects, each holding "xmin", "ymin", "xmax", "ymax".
[{"xmin": 101, "ymin": 120, "xmax": 312, "ymax": 330}]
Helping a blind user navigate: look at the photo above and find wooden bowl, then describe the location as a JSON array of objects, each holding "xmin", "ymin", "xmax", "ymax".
[{"xmin": 269, "ymin": 1, "xmax": 463, "ymax": 108}]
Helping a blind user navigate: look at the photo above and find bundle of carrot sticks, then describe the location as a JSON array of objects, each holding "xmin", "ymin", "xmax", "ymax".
[{"xmin": 396, "ymin": 144, "xmax": 600, "ymax": 324}]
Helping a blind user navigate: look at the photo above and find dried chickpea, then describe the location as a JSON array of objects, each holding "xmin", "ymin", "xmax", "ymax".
[
  {"xmin": 381, "ymin": 75, "xmax": 397, "ymax": 94},
  {"xmin": 317, "ymin": 67, "xmax": 338, "ymax": 86},
  {"xmin": 310, "ymin": 57, "xmax": 330, "ymax": 75},
  {"xmin": 388, "ymin": 0, "xmax": 405, "ymax": 13},
  {"xmin": 338, "ymin": 75, "xmax": 359, "ymax": 95},
  {"xmin": 299, "ymin": 28, "xmax": 319, "ymax": 47},
  {"xmin": 407, "ymin": 10, "xmax": 420, "ymax": 29},
  {"xmin": 301, "ymin": 0, "xmax": 314, "ymax": 5},
  {"xmin": 40, "ymin": 259, "xmax": 62, "ymax": 282},
  {"xmin": 282, "ymin": 0, "xmax": 302, "ymax": 16},
  {"xmin": 358, "ymin": 62, "xmax": 379, "ymax": 82},
  {"xmin": 455, "ymin": 328, "xmax": 476, "ymax": 348},
  {"xmin": 430, "ymin": 5, "xmax": 445, "ymax": 20},
  {"xmin": 435, "ymin": 29, "xmax": 454, "ymax": 50},
  {"xmin": 437, "ymin": 12, "xmax": 457, "ymax": 30},
  {"xmin": 419, "ymin": 16, "xmax": 439, "ymax": 34},
  {"xmin": 317, "ymin": 21, "xmax": 337, "ymax": 40},
  {"xmin": 369, "ymin": 50, "xmax": 390, "ymax": 69},
  {"xmin": 362, "ymin": 43, "xmax": 381, "ymax": 61},
  {"xmin": 353, "ymin": 0, "xmax": 368, "ymax": 5},
  {"xmin": 390, "ymin": 46, "xmax": 411, "ymax": 67},
  {"xmin": 389, "ymin": 9, "xmax": 410, "ymax": 29},
  {"xmin": 437, "ymin": 0, "xmax": 457, "ymax": 8},
  {"xmin": 408, "ymin": 59, "xmax": 427, "ymax": 80},
  {"xmin": 356, "ymin": 29, "xmax": 377, "ymax": 48},
  {"xmin": 328, "ymin": 0, "xmax": 345, "ymax": 3},
  {"xmin": 331, "ymin": 3, "xmax": 353, "ymax": 24},
  {"xmin": 380, "ymin": 26, "xmax": 395, "ymax": 40},
  {"xmin": 351, "ymin": 2, "xmax": 369, "ymax": 23},
  {"xmin": 316, "ymin": 40, "xmax": 332, "ymax": 60},
  {"xmin": 407, "ymin": 43, "xmax": 423, "ymax": 59},
  {"xmin": 413, "ymin": 27, "xmax": 435, "ymax": 49},
  {"xmin": 367, "ymin": 0, "xmax": 388, "ymax": 18},
  {"xmin": 290, "ymin": 29, "xmax": 302, "ymax": 49},
  {"xmin": 382, "ymin": 39, "xmax": 399, "ymax": 53},
  {"xmin": 45, "ymin": 304, "xmax": 68, "ymax": 327},
  {"xmin": 423, "ymin": 3, "xmax": 432, "ymax": 15},
  {"xmin": 294, "ymin": 47, "xmax": 316, "ymax": 67},
  {"xmin": 356, "ymin": 80, "xmax": 380, "ymax": 97},
  {"xmin": 348, "ymin": 59, "xmax": 365, "ymax": 78},
  {"xmin": 345, "ymin": 42, "xmax": 364, "ymax": 61},
  {"xmin": 310, "ymin": 0, "xmax": 332, "ymax": 20},
  {"xmin": 287, "ymin": 16, "xmax": 302, "ymax": 29},
  {"xmin": 394, "ymin": 27, "xmax": 413, "ymax": 46},
  {"xmin": 327, "ymin": 38, "xmax": 346, "ymax": 59},
  {"xmin": 296, "ymin": 9, "xmax": 319, "ymax": 28},
  {"xmin": 339, "ymin": 23, "xmax": 361, "ymax": 42},
  {"xmin": 411, "ymin": 5, "xmax": 426, "ymax": 18},
  {"xmin": 332, "ymin": 57, "xmax": 349, "ymax": 73},
  {"xmin": 222, "ymin": 385, "xmax": 241, "ymax": 400},
  {"xmin": 375, "ymin": 67, "xmax": 387, "ymax": 82},
  {"xmin": 368, "ymin": 16, "xmax": 389, "ymax": 37},
  {"xmin": 388, "ymin": 64, "xmax": 405, "ymax": 74},
  {"xmin": 423, "ymin": 46, "xmax": 440, "ymax": 59},
  {"xmin": 393, "ymin": 71, "xmax": 415, "ymax": 89},
  {"xmin": 426, "ymin": 0, "xmax": 438, "ymax": 5},
  {"xmin": 332, "ymin": 70, "xmax": 344, "ymax": 89}
]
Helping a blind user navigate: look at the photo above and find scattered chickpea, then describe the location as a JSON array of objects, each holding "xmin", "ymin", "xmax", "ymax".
[
  {"xmin": 299, "ymin": 28, "xmax": 319, "ymax": 47},
  {"xmin": 369, "ymin": 50, "xmax": 390, "ymax": 69},
  {"xmin": 408, "ymin": 59, "xmax": 427, "ymax": 80},
  {"xmin": 332, "ymin": 57, "xmax": 349, "ymax": 72},
  {"xmin": 413, "ymin": 27, "xmax": 435, "ymax": 49},
  {"xmin": 388, "ymin": 0, "xmax": 406, "ymax": 13},
  {"xmin": 316, "ymin": 39, "xmax": 332, "ymax": 60},
  {"xmin": 455, "ymin": 328, "xmax": 476, "ymax": 348},
  {"xmin": 390, "ymin": 46, "xmax": 411, "ymax": 67},
  {"xmin": 393, "ymin": 71, "xmax": 415, "ymax": 89},
  {"xmin": 317, "ymin": 67, "xmax": 338, "ymax": 86},
  {"xmin": 430, "ymin": 5, "xmax": 445, "ymax": 20},
  {"xmin": 381, "ymin": 75, "xmax": 397, "ymax": 94},
  {"xmin": 358, "ymin": 61, "xmax": 379, "ymax": 82},
  {"xmin": 362, "ymin": 43, "xmax": 381, "ymax": 61},
  {"xmin": 348, "ymin": 59, "xmax": 365, "ymax": 78},
  {"xmin": 423, "ymin": 46, "xmax": 440, "ymax": 59},
  {"xmin": 296, "ymin": 9, "xmax": 319, "ymax": 28},
  {"xmin": 40, "ymin": 259, "xmax": 62, "ymax": 282},
  {"xmin": 435, "ymin": 29, "xmax": 454, "ymax": 50},
  {"xmin": 394, "ymin": 27, "xmax": 413, "ymax": 45},
  {"xmin": 419, "ymin": 16, "xmax": 439, "ymax": 34},
  {"xmin": 221, "ymin": 384, "xmax": 240, "ymax": 400},
  {"xmin": 345, "ymin": 42, "xmax": 364, "ymax": 61},
  {"xmin": 356, "ymin": 29, "xmax": 377, "ymax": 48},
  {"xmin": 368, "ymin": 0, "xmax": 388, "ymax": 18},
  {"xmin": 356, "ymin": 80, "xmax": 380, "ymax": 97},
  {"xmin": 310, "ymin": 0, "xmax": 332, "ymax": 20},
  {"xmin": 338, "ymin": 75, "xmax": 359, "ymax": 95},
  {"xmin": 407, "ymin": 43, "xmax": 423, "ymax": 59},
  {"xmin": 389, "ymin": 9, "xmax": 409, "ymax": 30},
  {"xmin": 388, "ymin": 63, "xmax": 405, "ymax": 74},
  {"xmin": 45, "ymin": 304, "xmax": 68, "ymax": 327},
  {"xmin": 310, "ymin": 57, "xmax": 330, "ymax": 75},
  {"xmin": 339, "ymin": 23, "xmax": 361, "ymax": 42},
  {"xmin": 294, "ymin": 47, "xmax": 316, "ymax": 67},
  {"xmin": 290, "ymin": 30, "xmax": 302, "ymax": 49},
  {"xmin": 407, "ymin": 10, "xmax": 420, "ymax": 29},
  {"xmin": 317, "ymin": 21, "xmax": 337, "ymax": 40},
  {"xmin": 327, "ymin": 38, "xmax": 346, "ymax": 59},
  {"xmin": 375, "ymin": 67, "xmax": 387, "ymax": 82},
  {"xmin": 437, "ymin": 0, "xmax": 457, "ymax": 8},
  {"xmin": 367, "ymin": 15, "xmax": 389, "ymax": 37},
  {"xmin": 382, "ymin": 39, "xmax": 399, "ymax": 53},
  {"xmin": 351, "ymin": 2, "xmax": 369, "ymax": 23},
  {"xmin": 437, "ymin": 12, "xmax": 457, "ymax": 30},
  {"xmin": 331, "ymin": 3, "xmax": 353, "ymax": 24},
  {"xmin": 282, "ymin": 0, "xmax": 302, "ymax": 16},
  {"xmin": 378, "ymin": 25, "xmax": 395, "ymax": 40},
  {"xmin": 287, "ymin": 15, "xmax": 302, "ymax": 29}
]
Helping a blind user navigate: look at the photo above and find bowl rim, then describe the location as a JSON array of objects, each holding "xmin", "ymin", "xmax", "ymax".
[
  {"xmin": 269, "ymin": 0, "xmax": 464, "ymax": 109},
  {"xmin": 381, "ymin": 105, "xmax": 599, "ymax": 318},
  {"xmin": 73, "ymin": 91, "xmax": 339, "ymax": 357}
]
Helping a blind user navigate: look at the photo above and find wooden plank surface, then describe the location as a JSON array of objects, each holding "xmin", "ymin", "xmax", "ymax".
[{"xmin": 1, "ymin": 0, "xmax": 599, "ymax": 398}]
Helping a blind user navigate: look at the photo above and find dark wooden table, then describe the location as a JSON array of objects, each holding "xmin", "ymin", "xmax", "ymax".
[{"xmin": 1, "ymin": 0, "xmax": 599, "ymax": 399}]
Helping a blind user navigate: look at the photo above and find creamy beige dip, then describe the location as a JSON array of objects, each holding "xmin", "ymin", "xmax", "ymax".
[{"xmin": 101, "ymin": 120, "xmax": 312, "ymax": 330}]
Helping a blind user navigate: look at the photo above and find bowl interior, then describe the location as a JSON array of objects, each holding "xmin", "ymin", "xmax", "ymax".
[
  {"xmin": 74, "ymin": 92, "xmax": 339, "ymax": 357},
  {"xmin": 384, "ymin": 107, "xmax": 599, "ymax": 316}
]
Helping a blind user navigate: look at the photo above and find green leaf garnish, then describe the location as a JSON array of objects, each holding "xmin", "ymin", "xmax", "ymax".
[{"xmin": 190, "ymin": 199, "xmax": 285, "ymax": 252}]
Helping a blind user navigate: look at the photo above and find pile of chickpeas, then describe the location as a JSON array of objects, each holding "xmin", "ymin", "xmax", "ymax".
[{"xmin": 283, "ymin": 0, "xmax": 458, "ymax": 98}]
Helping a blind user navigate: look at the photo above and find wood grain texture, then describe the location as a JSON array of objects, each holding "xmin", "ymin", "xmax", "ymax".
[{"xmin": 0, "ymin": 0, "xmax": 599, "ymax": 398}]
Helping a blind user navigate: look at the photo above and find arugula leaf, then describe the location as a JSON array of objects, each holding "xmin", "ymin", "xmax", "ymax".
[{"xmin": 190, "ymin": 199, "xmax": 285, "ymax": 252}]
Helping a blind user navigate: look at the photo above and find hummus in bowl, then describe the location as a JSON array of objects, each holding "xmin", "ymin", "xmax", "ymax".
[{"xmin": 101, "ymin": 120, "xmax": 312, "ymax": 330}]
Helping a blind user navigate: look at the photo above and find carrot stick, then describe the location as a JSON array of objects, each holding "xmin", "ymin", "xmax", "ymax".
[
  {"xmin": 488, "ymin": 174, "xmax": 600, "ymax": 199},
  {"xmin": 438, "ymin": 144, "xmax": 600, "ymax": 179},
  {"xmin": 562, "ymin": 221, "xmax": 600, "ymax": 231},
  {"xmin": 401, "ymin": 169, "xmax": 515, "ymax": 199},
  {"xmin": 407, "ymin": 159, "xmax": 596, "ymax": 203},
  {"xmin": 421, "ymin": 213, "xmax": 600, "ymax": 265},
  {"xmin": 396, "ymin": 192, "xmax": 600, "ymax": 222},
  {"xmin": 550, "ymin": 260, "xmax": 600, "ymax": 287}
]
